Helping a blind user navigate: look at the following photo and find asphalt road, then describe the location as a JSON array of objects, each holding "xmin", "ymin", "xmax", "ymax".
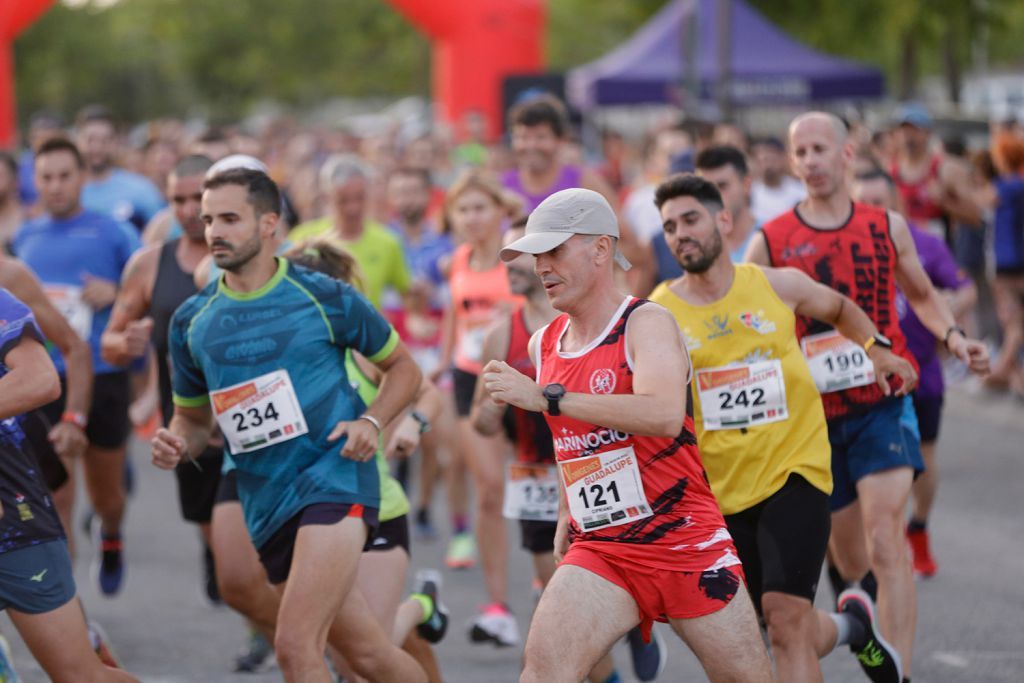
[{"xmin": 4, "ymin": 387, "xmax": 1023, "ymax": 682}]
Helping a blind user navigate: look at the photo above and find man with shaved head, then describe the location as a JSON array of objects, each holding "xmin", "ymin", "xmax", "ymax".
[{"xmin": 746, "ymin": 111, "xmax": 990, "ymax": 683}]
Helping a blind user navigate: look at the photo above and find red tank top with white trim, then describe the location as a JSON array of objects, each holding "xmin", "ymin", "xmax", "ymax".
[{"xmin": 537, "ymin": 297, "xmax": 734, "ymax": 572}]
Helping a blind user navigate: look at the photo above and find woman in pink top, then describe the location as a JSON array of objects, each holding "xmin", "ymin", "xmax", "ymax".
[{"xmin": 434, "ymin": 170, "xmax": 524, "ymax": 644}]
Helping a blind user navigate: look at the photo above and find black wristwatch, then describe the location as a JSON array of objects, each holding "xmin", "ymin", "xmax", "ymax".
[
  {"xmin": 543, "ymin": 383, "xmax": 566, "ymax": 416},
  {"xmin": 409, "ymin": 409, "xmax": 431, "ymax": 434},
  {"xmin": 943, "ymin": 326, "xmax": 966, "ymax": 350},
  {"xmin": 864, "ymin": 332, "xmax": 893, "ymax": 354}
]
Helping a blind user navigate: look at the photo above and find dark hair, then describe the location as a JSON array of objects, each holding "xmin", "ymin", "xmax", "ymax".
[
  {"xmin": 390, "ymin": 166, "xmax": 432, "ymax": 189},
  {"xmin": 510, "ymin": 215, "xmax": 529, "ymax": 230},
  {"xmin": 854, "ymin": 168, "xmax": 896, "ymax": 189},
  {"xmin": 0, "ymin": 151, "xmax": 17, "ymax": 176},
  {"xmin": 654, "ymin": 173, "xmax": 724, "ymax": 212},
  {"xmin": 35, "ymin": 137, "xmax": 84, "ymax": 168},
  {"xmin": 508, "ymin": 94, "xmax": 568, "ymax": 138},
  {"xmin": 197, "ymin": 127, "xmax": 229, "ymax": 145},
  {"xmin": 204, "ymin": 168, "xmax": 281, "ymax": 217},
  {"xmin": 942, "ymin": 136, "xmax": 967, "ymax": 158},
  {"xmin": 173, "ymin": 154, "xmax": 213, "ymax": 178},
  {"xmin": 752, "ymin": 136, "xmax": 785, "ymax": 153},
  {"xmin": 75, "ymin": 104, "xmax": 114, "ymax": 129},
  {"xmin": 695, "ymin": 145, "xmax": 748, "ymax": 177},
  {"xmin": 284, "ymin": 238, "xmax": 364, "ymax": 292}
]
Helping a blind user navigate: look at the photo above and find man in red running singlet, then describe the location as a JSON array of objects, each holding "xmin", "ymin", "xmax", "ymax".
[
  {"xmin": 746, "ymin": 112, "xmax": 990, "ymax": 682},
  {"xmin": 483, "ymin": 188, "xmax": 771, "ymax": 683}
]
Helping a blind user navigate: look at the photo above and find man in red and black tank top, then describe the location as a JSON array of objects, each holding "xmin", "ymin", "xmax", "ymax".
[
  {"xmin": 748, "ymin": 112, "xmax": 990, "ymax": 681},
  {"xmin": 472, "ymin": 227, "xmax": 625, "ymax": 682},
  {"xmin": 485, "ymin": 188, "xmax": 771, "ymax": 683}
]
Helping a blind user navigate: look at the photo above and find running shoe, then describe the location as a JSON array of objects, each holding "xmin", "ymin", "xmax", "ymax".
[
  {"xmin": 907, "ymin": 526, "xmax": 938, "ymax": 577},
  {"xmin": 627, "ymin": 625, "xmax": 667, "ymax": 682},
  {"xmin": 234, "ymin": 630, "xmax": 274, "ymax": 673},
  {"xmin": 411, "ymin": 569, "xmax": 450, "ymax": 644},
  {"xmin": 88, "ymin": 620, "xmax": 123, "ymax": 669},
  {"xmin": 0, "ymin": 634, "xmax": 20, "ymax": 682},
  {"xmin": 838, "ymin": 588, "xmax": 903, "ymax": 683},
  {"xmin": 444, "ymin": 532, "xmax": 476, "ymax": 570},
  {"xmin": 96, "ymin": 533, "xmax": 125, "ymax": 596},
  {"xmin": 468, "ymin": 603, "xmax": 519, "ymax": 647}
]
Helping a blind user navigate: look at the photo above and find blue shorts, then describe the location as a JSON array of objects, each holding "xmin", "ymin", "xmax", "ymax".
[
  {"xmin": 0, "ymin": 539, "xmax": 76, "ymax": 614},
  {"xmin": 828, "ymin": 397, "xmax": 925, "ymax": 511}
]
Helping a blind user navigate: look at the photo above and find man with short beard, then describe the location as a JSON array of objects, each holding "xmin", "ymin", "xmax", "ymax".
[
  {"xmin": 649, "ymin": 173, "xmax": 914, "ymax": 683},
  {"xmin": 101, "ymin": 154, "xmax": 224, "ymax": 595},
  {"xmin": 746, "ymin": 111, "xmax": 991, "ymax": 682},
  {"xmin": 75, "ymin": 105, "xmax": 165, "ymax": 232},
  {"xmin": 14, "ymin": 137, "xmax": 140, "ymax": 598},
  {"xmin": 154, "ymin": 168, "xmax": 426, "ymax": 683}
]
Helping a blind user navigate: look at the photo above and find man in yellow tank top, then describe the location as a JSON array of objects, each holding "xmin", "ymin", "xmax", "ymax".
[{"xmin": 648, "ymin": 174, "xmax": 916, "ymax": 683}]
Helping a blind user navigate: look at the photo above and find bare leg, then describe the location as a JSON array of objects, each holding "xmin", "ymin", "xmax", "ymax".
[
  {"xmin": 328, "ymin": 547, "xmax": 409, "ymax": 678},
  {"xmin": 911, "ymin": 440, "xmax": 938, "ymax": 522},
  {"xmin": 82, "ymin": 444, "xmax": 126, "ymax": 537},
  {"xmin": 458, "ymin": 419, "xmax": 508, "ymax": 603},
  {"xmin": 761, "ymin": 592, "xmax": 830, "ymax": 682},
  {"xmin": 323, "ymin": 582, "xmax": 427, "ymax": 683},
  {"xmin": 9, "ymin": 598, "xmax": 139, "ymax": 683},
  {"xmin": 856, "ymin": 467, "xmax": 917, "ymax": 676},
  {"xmin": 521, "ymin": 565, "xmax": 638, "ymax": 683},
  {"xmin": 670, "ymin": 581, "xmax": 773, "ymax": 683},
  {"xmin": 829, "ymin": 501, "xmax": 871, "ymax": 582},
  {"xmin": 210, "ymin": 500, "xmax": 278, "ymax": 637}
]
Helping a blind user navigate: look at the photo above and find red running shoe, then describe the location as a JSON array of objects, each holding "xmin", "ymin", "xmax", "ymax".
[{"xmin": 907, "ymin": 526, "xmax": 938, "ymax": 577}]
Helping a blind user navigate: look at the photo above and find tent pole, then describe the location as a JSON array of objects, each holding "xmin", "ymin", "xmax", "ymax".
[
  {"xmin": 683, "ymin": 0, "xmax": 700, "ymax": 115},
  {"xmin": 716, "ymin": 0, "xmax": 733, "ymax": 121}
]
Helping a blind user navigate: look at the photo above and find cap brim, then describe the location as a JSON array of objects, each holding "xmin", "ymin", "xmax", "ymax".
[
  {"xmin": 500, "ymin": 231, "xmax": 633, "ymax": 271},
  {"xmin": 499, "ymin": 232, "xmax": 573, "ymax": 262}
]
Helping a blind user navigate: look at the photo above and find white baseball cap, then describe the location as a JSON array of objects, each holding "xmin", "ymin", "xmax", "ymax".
[
  {"xmin": 206, "ymin": 154, "xmax": 269, "ymax": 178},
  {"xmin": 500, "ymin": 188, "xmax": 630, "ymax": 270}
]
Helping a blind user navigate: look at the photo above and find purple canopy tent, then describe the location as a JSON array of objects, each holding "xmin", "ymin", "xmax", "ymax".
[{"xmin": 567, "ymin": 0, "xmax": 884, "ymax": 110}]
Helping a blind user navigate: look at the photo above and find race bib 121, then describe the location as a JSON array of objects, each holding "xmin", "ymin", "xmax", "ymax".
[{"xmin": 560, "ymin": 446, "xmax": 651, "ymax": 531}]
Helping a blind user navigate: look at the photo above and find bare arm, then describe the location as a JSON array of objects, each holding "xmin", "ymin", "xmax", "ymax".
[
  {"xmin": 743, "ymin": 230, "xmax": 771, "ymax": 265},
  {"xmin": 329, "ymin": 342, "xmax": 423, "ymax": 461},
  {"xmin": 482, "ymin": 304, "xmax": 688, "ymax": 438},
  {"xmin": 890, "ymin": 211, "xmax": 959, "ymax": 340},
  {"xmin": 0, "ymin": 338, "xmax": 61, "ymax": 420},
  {"xmin": 152, "ymin": 403, "xmax": 215, "ymax": 470},
  {"xmin": 1, "ymin": 259, "xmax": 93, "ymax": 417},
  {"xmin": 101, "ymin": 246, "xmax": 158, "ymax": 367},
  {"xmin": 431, "ymin": 294, "xmax": 456, "ymax": 382},
  {"xmin": 764, "ymin": 266, "xmax": 917, "ymax": 395},
  {"xmin": 141, "ymin": 208, "xmax": 174, "ymax": 246},
  {"xmin": 939, "ymin": 160, "xmax": 984, "ymax": 228},
  {"xmin": 470, "ymin": 316, "xmax": 512, "ymax": 436}
]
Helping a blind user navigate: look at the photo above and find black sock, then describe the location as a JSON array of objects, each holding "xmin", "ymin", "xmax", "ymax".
[
  {"xmin": 860, "ymin": 570, "xmax": 878, "ymax": 602},
  {"xmin": 903, "ymin": 678, "xmax": 911, "ymax": 683},
  {"xmin": 907, "ymin": 518, "xmax": 927, "ymax": 533},
  {"xmin": 416, "ymin": 507, "xmax": 430, "ymax": 524}
]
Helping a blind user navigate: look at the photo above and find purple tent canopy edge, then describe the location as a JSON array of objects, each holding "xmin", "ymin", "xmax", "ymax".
[{"xmin": 567, "ymin": 0, "xmax": 885, "ymax": 109}]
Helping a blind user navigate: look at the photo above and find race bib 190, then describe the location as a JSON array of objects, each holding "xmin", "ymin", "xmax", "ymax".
[
  {"xmin": 560, "ymin": 446, "xmax": 651, "ymax": 531},
  {"xmin": 43, "ymin": 285, "xmax": 93, "ymax": 341},
  {"xmin": 503, "ymin": 463, "xmax": 559, "ymax": 522},
  {"xmin": 801, "ymin": 330, "xmax": 875, "ymax": 394},
  {"xmin": 696, "ymin": 359, "xmax": 788, "ymax": 430},
  {"xmin": 210, "ymin": 369, "xmax": 308, "ymax": 454}
]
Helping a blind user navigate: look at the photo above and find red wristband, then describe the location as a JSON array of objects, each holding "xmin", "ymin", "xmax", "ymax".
[{"xmin": 61, "ymin": 411, "xmax": 88, "ymax": 429}]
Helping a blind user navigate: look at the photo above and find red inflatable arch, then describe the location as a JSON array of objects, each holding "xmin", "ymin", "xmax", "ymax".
[
  {"xmin": 0, "ymin": 0, "xmax": 53, "ymax": 146},
  {"xmin": 386, "ymin": 0, "xmax": 545, "ymax": 141},
  {"xmin": 0, "ymin": 1, "xmax": 544, "ymax": 146}
]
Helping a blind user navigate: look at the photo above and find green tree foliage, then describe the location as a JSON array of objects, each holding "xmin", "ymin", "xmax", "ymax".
[{"xmin": 12, "ymin": 0, "xmax": 1024, "ymax": 125}]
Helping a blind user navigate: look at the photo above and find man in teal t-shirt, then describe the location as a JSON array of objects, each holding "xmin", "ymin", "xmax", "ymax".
[{"xmin": 152, "ymin": 168, "xmax": 426, "ymax": 683}]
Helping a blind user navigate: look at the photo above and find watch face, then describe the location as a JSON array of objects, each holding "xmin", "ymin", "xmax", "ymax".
[
  {"xmin": 544, "ymin": 383, "xmax": 565, "ymax": 400},
  {"xmin": 876, "ymin": 334, "xmax": 893, "ymax": 348}
]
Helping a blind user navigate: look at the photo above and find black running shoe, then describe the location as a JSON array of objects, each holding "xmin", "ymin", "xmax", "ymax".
[
  {"xmin": 234, "ymin": 630, "xmax": 273, "ymax": 673},
  {"xmin": 838, "ymin": 588, "xmax": 903, "ymax": 683},
  {"xmin": 627, "ymin": 625, "xmax": 666, "ymax": 682},
  {"xmin": 412, "ymin": 569, "xmax": 449, "ymax": 644}
]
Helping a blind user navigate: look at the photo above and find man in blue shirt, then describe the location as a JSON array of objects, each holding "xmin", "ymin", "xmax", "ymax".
[
  {"xmin": 13, "ymin": 137, "xmax": 140, "ymax": 597},
  {"xmin": 0, "ymin": 287, "xmax": 138, "ymax": 683},
  {"xmin": 153, "ymin": 168, "xmax": 426, "ymax": 683},
  {"xmin": 75, "ymin": 106, "xmax": 165, "ymax": 232}
]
